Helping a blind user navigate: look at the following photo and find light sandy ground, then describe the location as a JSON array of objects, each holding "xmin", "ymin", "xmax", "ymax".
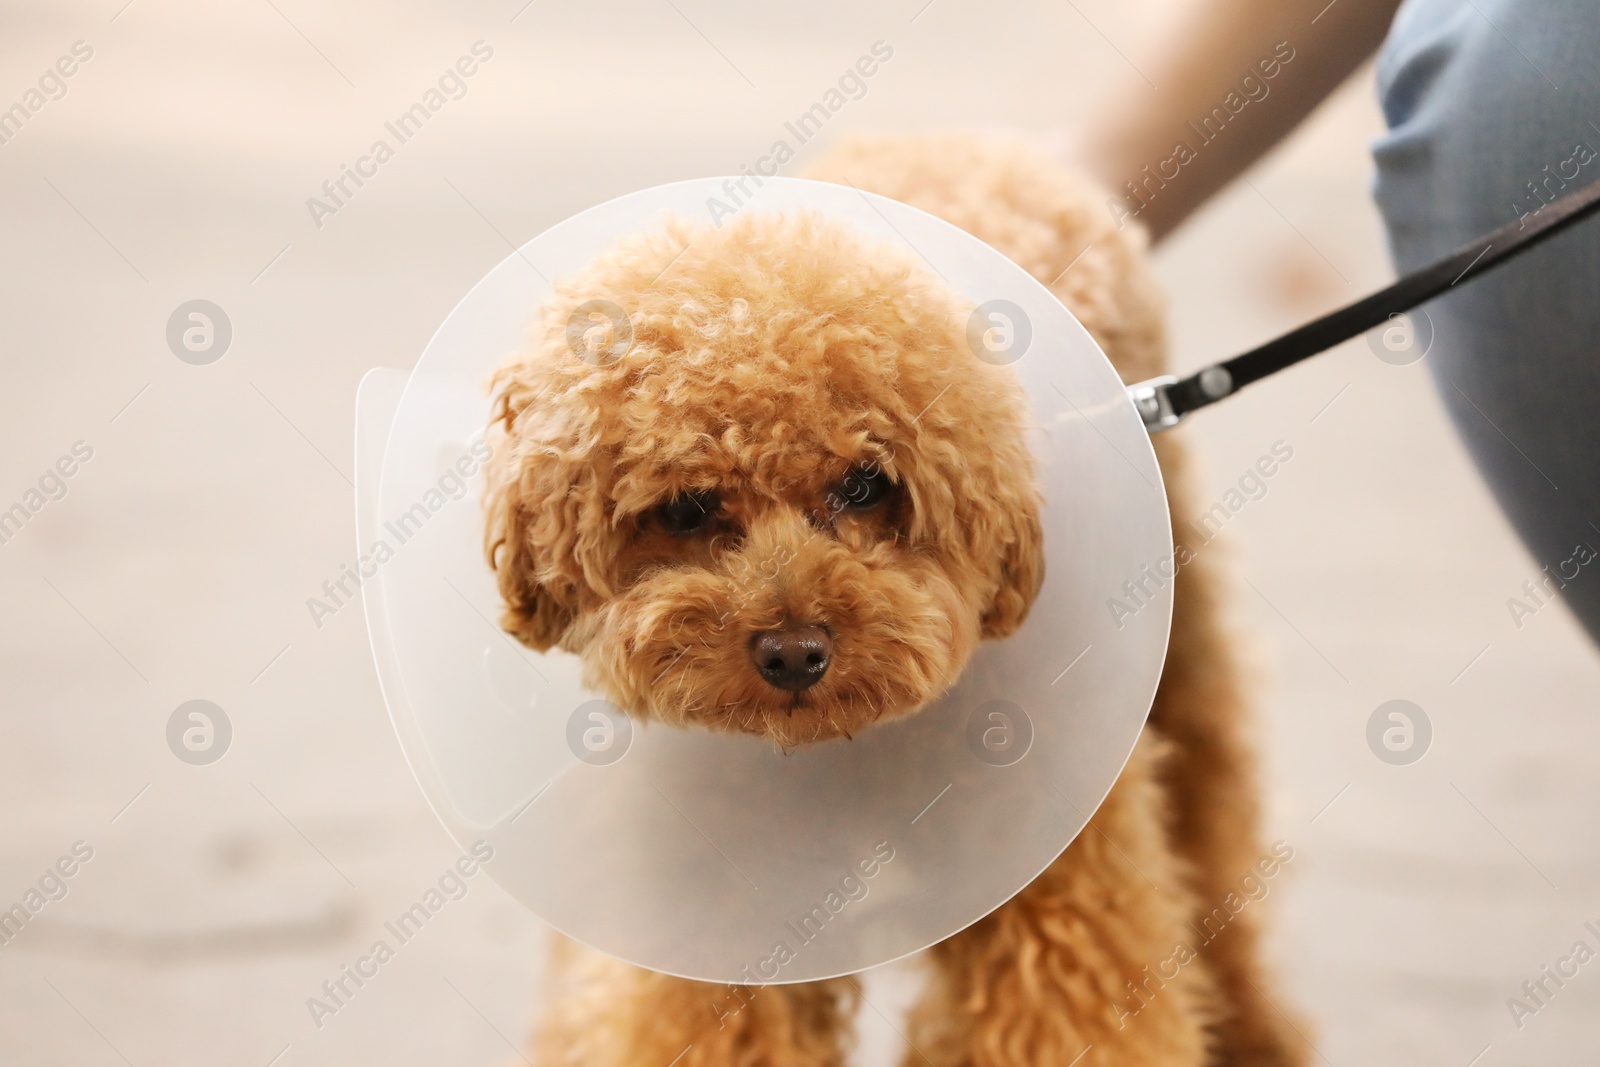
[{"xmin": 2, "ymin": 1, "xmax": 1597, "ymax": 1065}]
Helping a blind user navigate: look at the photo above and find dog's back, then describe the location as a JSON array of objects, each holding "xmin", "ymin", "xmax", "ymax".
[{"xmin": 804, "ymin": 134, "xmax": 1167, "ymax": 386}]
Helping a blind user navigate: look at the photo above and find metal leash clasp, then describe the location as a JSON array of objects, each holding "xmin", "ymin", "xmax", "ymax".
[
  {"xmin": 1127, "ymin": 376, "xmax": 1181, "ymax": 433},
  {"xmin": 1128, "ymin": 366, "xmax": 1232, "ymax": 434}
]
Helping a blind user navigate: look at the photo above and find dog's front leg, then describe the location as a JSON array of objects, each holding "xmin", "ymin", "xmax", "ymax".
[
  {"xmin": 902, "ymin": 736, "xmax": 1215, "ymax": 1067},
  {"xmin": 532, "ymin": 934, "xmax": 858, "ymax": 1067}
]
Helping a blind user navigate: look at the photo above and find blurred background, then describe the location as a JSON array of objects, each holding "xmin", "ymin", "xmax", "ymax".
[{"xmin": 2, "ymin": 0, "xmax": 1597, "ymax": 1064}]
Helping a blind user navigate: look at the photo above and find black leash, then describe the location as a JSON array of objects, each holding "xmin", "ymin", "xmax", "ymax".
[{"xmin": 1131, "ymin": 176, "xmax": 1600, "ymax": 432}]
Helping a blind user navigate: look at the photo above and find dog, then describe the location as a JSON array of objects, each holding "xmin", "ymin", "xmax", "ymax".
[{"xmin": 484, "ymin": 133, "xmax": 1308, "ymax": 1067}]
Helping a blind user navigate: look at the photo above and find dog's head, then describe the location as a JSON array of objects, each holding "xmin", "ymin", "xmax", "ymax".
[{"xmin": 485, "ymin": 210, "xmax": 1042, "ymax": 747}]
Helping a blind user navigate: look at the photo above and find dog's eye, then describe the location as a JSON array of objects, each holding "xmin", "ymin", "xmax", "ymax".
[
  {"xmin": 832, "ymin": 466, "xmax": 892, "ymax": 511},
  {"xmin": 654, "ymin": 490, "xmax": 719, "ymax": 536}
]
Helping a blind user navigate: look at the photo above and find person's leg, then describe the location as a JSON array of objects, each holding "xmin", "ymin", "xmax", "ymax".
[{"xmin": 1372, "ymin": 0, "xmax": 1600, "ymax": 644}]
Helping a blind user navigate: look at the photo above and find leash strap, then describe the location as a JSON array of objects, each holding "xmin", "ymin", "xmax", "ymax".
[{"xmin": 1130, "ymin": 176, "xmax": 1600, "ymax": 432}]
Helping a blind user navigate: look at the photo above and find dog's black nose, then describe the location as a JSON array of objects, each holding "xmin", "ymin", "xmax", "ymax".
[{"xmin": 749, "ymin": 625, "xmax": 832, "ymax": 692}]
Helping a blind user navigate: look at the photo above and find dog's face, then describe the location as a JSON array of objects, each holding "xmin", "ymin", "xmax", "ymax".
[{"xmin": 485, "ymin": 211, "xmax": 1042, "ymax": 747}]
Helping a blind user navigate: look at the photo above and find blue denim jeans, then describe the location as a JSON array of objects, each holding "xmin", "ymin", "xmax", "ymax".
[{"xmin": 1373, "ymin": 0, "xmax": 1600, "ymax": 645}]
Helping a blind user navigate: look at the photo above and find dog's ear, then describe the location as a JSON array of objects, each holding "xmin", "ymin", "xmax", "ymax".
[
  {"xmin": 979, "ymin": 491, "xmax": 1045, "ymax": 640},
  {"xmin": 483, "ymin": 371, "xmax": 578, "ymax": 651},
  {"xmin": 485, "ymin": 489, "xmax": 577, "ymax": 651}
]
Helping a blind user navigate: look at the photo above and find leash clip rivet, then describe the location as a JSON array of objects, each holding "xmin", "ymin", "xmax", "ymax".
[{"xmin": 1198, "ymin": 365, "xmax": 1233, "ymax": 400}]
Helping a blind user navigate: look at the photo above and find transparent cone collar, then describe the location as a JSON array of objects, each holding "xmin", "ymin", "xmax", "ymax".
[{"xmin": 356, "ymin": 177, "xmax": 1173, "ymax": 984}]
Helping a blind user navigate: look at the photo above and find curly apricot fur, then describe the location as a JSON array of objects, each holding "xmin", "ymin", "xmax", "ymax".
[
  {"xmin": 489, "ymin": 133, "xmax": 1310, "ymax": 1067},
  {"xmin": 485, "ymin": 208, "xmax": 1042, "ymax": 747}
]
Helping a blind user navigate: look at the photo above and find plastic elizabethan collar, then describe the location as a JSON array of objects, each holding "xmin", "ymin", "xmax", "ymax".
[{"xmin": 356, "ymin": 177, "xmax": 1173, "ymax": 985}]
